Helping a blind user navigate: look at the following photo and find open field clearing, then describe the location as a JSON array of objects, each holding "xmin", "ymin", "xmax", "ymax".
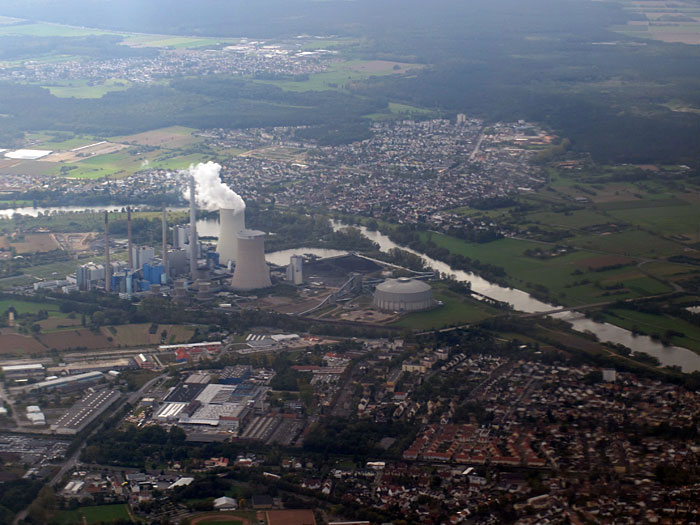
[
  {"xmin": 568, "ymin": 229, "xmax": 687, "ymax": 258},
  {"xmin": 606, "ymin": 203, "xmax": 700, "ymax": 238},
  {"xmin": 8, "ymin": 233, "xmax": 61, "ymax": 254},
  {"xmin": 38, "ymin": 328, "xmax": 114, "ymax": 351},
  {"xmin": 122, "ymin": 34, "xmax": 234, "ymax": 49},
  {"xmin": 25, "ymin": 132, "xmax": 103, "ymax": 151},
  {"xmin": 0, "ymin": 21, "xmax": 118, "ymax": 38},
  {"xmin": 42, "ymin": 141, "xmax": 128, "ymax": 163},
  {"xmin": 393, "ymin": 288, "xmax": 500, "ymax": 330},
  {"xmin": 258, "ymin": 59, "xmax": 423, "ymax": 92},
  {"xmin": 0, "ymin": 159, "xmax": 61, "ymax": 176},
  {"xmin": 366, "ymin": 102, "xmax": 436, "ymax": 121},
  {"xmin": 113, "ymin": 126, "xmax": 202, "ymax": 148},
  {"xmin": 40, "ymin": 78, "xmax": 134, "ymax": 99},
  {"xmin": 0, "ymin": 331, "xmax": 47, "ymax": 354},
  {"xmin": 107, "ymin": 323, "xmax": 195, "ymax": 347},
  {"xmin": 611, "ymin": 0, "xmax": 700, "ymax": 44}
]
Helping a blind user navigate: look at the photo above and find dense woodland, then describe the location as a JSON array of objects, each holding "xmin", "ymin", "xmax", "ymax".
[{"xmin": 0, "ymin": 0, "xmax": 697, "ymax": 163}]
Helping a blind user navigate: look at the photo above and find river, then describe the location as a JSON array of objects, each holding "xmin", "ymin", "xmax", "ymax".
[
  {"xmin": 4, "ymin": 205, "xmax": 698, "ymax": 371},
  {"xmin": 330, "ymin": 220, "xmax": 700, "ymax": 373}
]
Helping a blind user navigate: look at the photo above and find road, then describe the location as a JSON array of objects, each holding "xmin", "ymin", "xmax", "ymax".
[
  {"xmin": 11, "ymin": 373, "xmax": 165, "ymax": 525},
  {"xmin": 469, "ymin": 130, "xmax": 486, "ymax": 161}
]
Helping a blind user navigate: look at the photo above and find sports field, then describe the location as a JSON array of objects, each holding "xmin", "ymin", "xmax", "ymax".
[{"xmin": 53, "ymin": 503, "xmax": 132, "ymax": 524}]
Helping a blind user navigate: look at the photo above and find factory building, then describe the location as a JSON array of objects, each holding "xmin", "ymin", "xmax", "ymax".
[
  {"xmin": 286, "ymin": 255, "xmax": 303, "ymax": 285},
  {"xmin": 2, "ymin": 363, "xmax": 45, "ymax": 382},
  {"xmin": 231, "ymin": 230, "xmax": 272, "ymax": 291},
  {"xmin": 26, "ymin": 371, "xmax": 104, "ymax": 393},
  {"xmin": 131, "ymin": 246, "xmax": 155, "ymax": 270},
  {"xmin": 173, "ymin": 225, "xmax": 193, "ymax": 250},
  {"xmin": 76, "ymin": 261, "xmax": 128, "ymax": 291},
  {"xmin": 373, "ymin": 278, "xmax": 436, "ymax": 312},
  {"xmin": 143, "ymin": 262, "xmax": 166, "ymax": 285},
  {"xmin": 167, "ymin": 250, "xmax": 189, "ymax": 277},
  {"xmin": 51, "ymin": 389, "xmax": 121, "ymax": 435}
]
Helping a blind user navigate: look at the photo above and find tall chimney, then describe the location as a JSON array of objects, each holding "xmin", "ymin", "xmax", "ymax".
[
  {"xmin": 189, "ymin": 176, "xmax": 198, "ymax": 280},
  {"xmin": 127, "ymin": 207, "xmax": 133, "ymax": 270},
  {"xmin": 104, "ymin": 211, "xmax": 111, "ymax": 292},
  {"xmin": 162, "ymin": 205, "xmax": 168, "ymax": 282}
]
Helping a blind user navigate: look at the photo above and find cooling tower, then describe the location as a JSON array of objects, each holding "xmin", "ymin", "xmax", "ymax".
[
  {"xmin": 217, "ymin": 207, "xmax": 245, "ymax": 264},
  {"xmin": 231, "ymin": 229, "xmax": 272, "ymax": 291}
]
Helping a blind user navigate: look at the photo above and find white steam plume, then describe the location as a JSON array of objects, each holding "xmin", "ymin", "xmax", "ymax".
[{"xmin": 184, "ymin": 161, "xmax": 245, "ymax": 212}]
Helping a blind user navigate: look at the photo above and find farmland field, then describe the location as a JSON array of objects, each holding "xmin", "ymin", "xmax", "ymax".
[
  {"xmin": 0, "ymin": 331, "xmax": 48, "ymax": 354},
  {"xmin": 602, "ymin": 308, "xmax": 700, "ymax": 353},
  {"xmin": 113, "ymin": 126, "xmax": 202, "ymax": 148},
  {"xmin": 108, "ymin": 323, "xmax": 196, "ymax": 347}
]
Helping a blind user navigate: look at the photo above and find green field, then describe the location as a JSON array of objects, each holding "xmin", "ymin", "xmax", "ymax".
[
  {"xmin": 602, "ymin": 308, "xmax": 700, "ymax": 354},
  {"xmin": 366, "ymin": 102, "xmax": 436, "ymax": 121},
  {"xmin": 41, "ymin": 79, "xmax": 133, "ymax": 99},
  {"xmin": 606, "ymin": 203, "xmax": 700, "ymax": 238},
  {"xmin": 257, "ymin": 59, "xmax": 423, "ymax": 92},
  {"xmin": 0, "ymin": 299, "xmax": 59, "ymax": 315},
  {"xmin": 122, "ymin": 34, "xmax": 233, "ymax": 49},
  {"xmin": 0, "ymin": 21, "xmax": 118, "ymax": 37},
  {"xmin": 393, "ymin": 287, "xmax": 501, "ymax": 330},
  {"xmin": 53, "ymin": 504, "xmax": 131, "ymax": 524},
  {"xmin": 568, "ymin": 230, "xmax": 684, "ymax": 258},
  {"xmin": 422, "ymin": 233, "xmax": 674, "ymax": 305},
  {"xmin": 25, "ymin": 132, "xmax": 102, "ymax": 150},
  {"xmin": 60, "ymin": 149, "xmax": 215, "ymax": 179}
]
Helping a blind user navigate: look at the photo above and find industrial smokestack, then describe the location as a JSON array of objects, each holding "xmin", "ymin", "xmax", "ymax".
[
  {"xmin": 217, "ymin": 207, "xmax": 245, "ymax": 265},
  {"xmin": 231, "ymin": 229, "xmax": 271, "ymax": 291},
  {"xmin": 189, "ymin": 176, "xmax": 198, "ymax": 280},
  {"xmin": 127, "ymin": 207, "xmax": 133, "ymax": 270},
  {"xmin": 162, "ymin": 206, "xmax": 168, "ymax": 282},
  {"xmin": 104, "ymin": 211, "xmax": 111, "ymax": 292}
]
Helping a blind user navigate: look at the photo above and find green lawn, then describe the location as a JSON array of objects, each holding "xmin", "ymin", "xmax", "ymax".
[
  {"xmin": 393, "ymin": 287, "xmax": 500, "ymax": 330},
  {"xmin": 0, "ymin": 299, "xmax": 59, "ymax": 315}
]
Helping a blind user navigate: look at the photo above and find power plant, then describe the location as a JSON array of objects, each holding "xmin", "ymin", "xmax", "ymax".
[
  {"xmin": 104, "ymin": 211, "xmax": 111, "ymax": 292},
  {"xmin": 189, "ymin": 176, "xmax": 198, "ymax": 280},
  {"xmin": 216, "ymin": 207, "xmax": 245, "ymax": 265},
  {"xmin": 161, "ymin": 206, "xmax": 169, "ymax": 282},
  {"xmin": 231, "ymin": 229, "xmax": 272, "ymax": 291},
  {"xmin": 127, "ymin": 207, "xmax": 133, "ymax": 270}
]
